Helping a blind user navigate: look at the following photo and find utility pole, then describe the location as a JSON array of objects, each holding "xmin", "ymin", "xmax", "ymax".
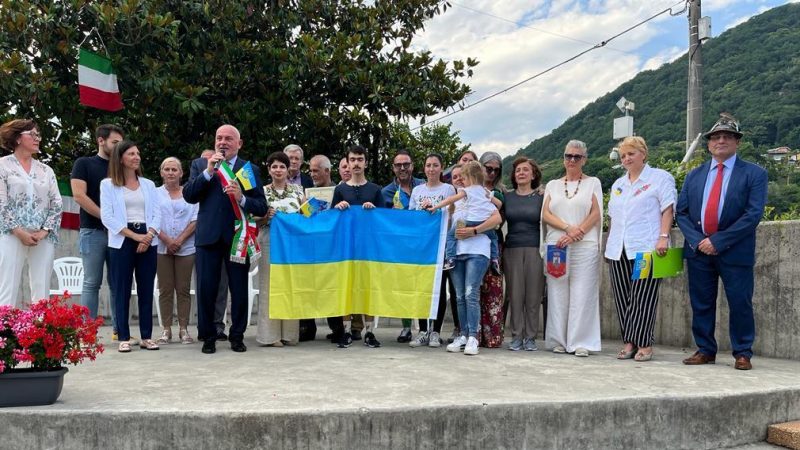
[{"xmin": 686, "ymin": 0, "xmax": 703, "ymax": 149}]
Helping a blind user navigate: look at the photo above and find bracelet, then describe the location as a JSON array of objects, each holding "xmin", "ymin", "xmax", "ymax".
[
  {"xmin": 473, "ymin": 228, "xmax": 478, "ymax": 236},
  {"xmin": 659, "ymin": 234, "xmax": 669, "ymax": 238}
]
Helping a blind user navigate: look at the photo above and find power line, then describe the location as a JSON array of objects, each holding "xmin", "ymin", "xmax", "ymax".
[
  {"xmin": 413, "ymin": 0, "xmax": 688, "ymax": 131},
  {"xmin": 451, "ymin": 2, "xmax": 634, "ymax": 55}
]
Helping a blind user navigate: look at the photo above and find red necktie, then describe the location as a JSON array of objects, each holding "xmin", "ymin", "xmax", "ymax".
[{"xmin": 704, "ymin": 163, "xmax": 724, "ymax": 235}]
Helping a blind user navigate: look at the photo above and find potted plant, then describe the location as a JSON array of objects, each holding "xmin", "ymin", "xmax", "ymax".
[{"xmin": 0, "ymin": 293, "xmax": 104, "ymax": 407}]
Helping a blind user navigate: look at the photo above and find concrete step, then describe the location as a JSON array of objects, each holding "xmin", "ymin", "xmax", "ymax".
[{"xmin": 3, "ymin": 327, "xmax": 800, "ymax": 450}]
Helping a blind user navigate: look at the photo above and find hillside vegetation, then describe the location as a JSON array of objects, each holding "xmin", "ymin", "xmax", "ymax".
[{"xmin": 507, "ymin": 3, "xmax": 800, "ymax": 217}]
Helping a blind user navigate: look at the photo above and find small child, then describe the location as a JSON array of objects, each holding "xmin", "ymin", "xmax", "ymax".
[{"xmin": 427, "ymin": 161, "xmax": 501, "ymax": 274}]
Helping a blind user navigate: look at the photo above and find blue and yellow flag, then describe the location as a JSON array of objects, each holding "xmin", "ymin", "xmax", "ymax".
[
  {"xmin": 235, "ymin": 161, "xmax": 258, "ymax": 191},
  {"xmin": 632, "ymin": 252, "xmax": 653, "ymax": 280},
  {"xmin": 299, "ymin": 197, "xmax": 329, "ymax": 218},
  {"xmin": 269, "ymin": 207, "xmax": 447, "ymax": 319}
]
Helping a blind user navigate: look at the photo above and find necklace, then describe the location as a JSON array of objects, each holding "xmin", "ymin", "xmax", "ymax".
[{"xmin": 563, "ymin": 176, "xmax": 582, "ymax": 199}]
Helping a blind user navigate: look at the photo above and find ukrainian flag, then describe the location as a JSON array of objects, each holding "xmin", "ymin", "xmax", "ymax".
[
  {"xmin": 631, "ymin": 252, "xmax": 653, "ymax": 280},
  {"xmin": 269, "ymin": 207, "xmax": 446, "ymax": 319},
  {"xmin": 235, "ymin": 161, "xmax": 258, "ymax": 190}
]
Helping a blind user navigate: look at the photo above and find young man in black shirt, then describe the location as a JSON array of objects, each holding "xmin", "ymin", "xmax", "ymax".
[
  {"xmin": 330, "ymin": 145, "xmax": 383, "ymax": 348},
  {"xmin": 70, "ymin": 124, "xmax": 125, "ymax": 339}
]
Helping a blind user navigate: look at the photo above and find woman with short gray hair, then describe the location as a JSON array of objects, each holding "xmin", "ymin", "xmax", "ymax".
[{"xmin": 541, "ymin": 140, "xmax": 603, "ymax": 357}]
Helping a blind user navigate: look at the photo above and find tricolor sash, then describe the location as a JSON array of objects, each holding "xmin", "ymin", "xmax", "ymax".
[{"xmin": 218, "ymin": 161, "xmax": 261, "ymax": 263}]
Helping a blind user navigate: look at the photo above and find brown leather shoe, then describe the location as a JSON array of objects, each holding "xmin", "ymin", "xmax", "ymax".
[
  {"xmin": 734, "ymin": 356, "xmax": 752, "ymax": 370},
  {"xmin": 682, "ymin": 351, "xmax": 716, "ymax": 365}
]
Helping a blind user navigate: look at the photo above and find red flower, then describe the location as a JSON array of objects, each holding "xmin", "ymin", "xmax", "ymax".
[{"xmin": 0, "ymin": 294, "xmax": 104, "ymax": 373}]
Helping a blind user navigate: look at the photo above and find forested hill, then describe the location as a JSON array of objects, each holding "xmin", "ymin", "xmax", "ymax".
[{"xmin": 512, "ymin": 2, "xmax": 800, "ymax": 164}]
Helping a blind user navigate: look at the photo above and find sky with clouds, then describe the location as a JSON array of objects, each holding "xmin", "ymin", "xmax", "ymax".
[{"xmin": 409, "ymin": 0, "xmax": 798, "ymax": 158}]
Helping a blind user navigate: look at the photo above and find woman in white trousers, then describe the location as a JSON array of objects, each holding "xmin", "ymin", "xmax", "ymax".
[
  {"xmin": 0, "ymin": 119, "xmax": 62, "ymax": 307},
  {"xmin": 541, "ymin": 140, "xmax": 603, "ymax": 357}
]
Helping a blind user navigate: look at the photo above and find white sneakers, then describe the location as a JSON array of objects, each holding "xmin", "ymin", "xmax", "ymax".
[
  {"xmin": 464, "ymin": 337, "xmax": 479, "ymax": 356},
  {"xmin": 447, "ymin": 335, "xmax": 467, "ymax": 352},
  {"xmin": 446, "ymin": 335, "xmax": 479, "ymax": 356}
]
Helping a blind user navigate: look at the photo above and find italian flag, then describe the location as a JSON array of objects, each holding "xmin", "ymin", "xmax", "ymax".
[
  {"xmin": 78, "ymin": 48, "xmax": 124, "ymax": 112},
  {"xmin": 59, "ymin": 180, "xmax": 80, "ymax": 230}
]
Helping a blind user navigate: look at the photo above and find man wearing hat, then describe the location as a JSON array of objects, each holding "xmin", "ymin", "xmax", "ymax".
[{"xmin": 676, "ymin": 113, "xmax": 768, "ymax": 370}]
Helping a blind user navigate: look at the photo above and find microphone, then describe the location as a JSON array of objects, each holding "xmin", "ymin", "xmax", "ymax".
[{"xmin": 213, "ymin": 148, "xmax": 226, "ymax": 171}]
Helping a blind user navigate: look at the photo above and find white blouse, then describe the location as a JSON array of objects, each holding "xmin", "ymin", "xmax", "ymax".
[
  {"xmin": 157, "ymin": 186, "xmax": 199, "ymax": 256},
  {"xmin": 544, "ymin": 176, "xmax": 603, "ymax": 248},
  {"xmin": 605, "ymin": 164, "xmax": 676, "ymax": 260},
  {"xmin": 0, "ymin": 155, "xmax": 62, "ymax": 243}
]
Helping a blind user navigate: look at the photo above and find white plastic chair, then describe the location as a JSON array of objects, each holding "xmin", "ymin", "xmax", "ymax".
[
  {"xmin": 50, "ymin": 257, "xmax": 84, "ymax": 297},
  {"xmin": 131, "ymin": 276, "xmax": 162, "ymax": 327},
  {"xmin": 247, "ymin": 266, "xmax": 259, "ymax": 326}
]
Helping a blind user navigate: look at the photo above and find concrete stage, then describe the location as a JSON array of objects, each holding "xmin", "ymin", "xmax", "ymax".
[{"xmin": 1, "ymin": 325, "xmax": 799, "ymax": 450}]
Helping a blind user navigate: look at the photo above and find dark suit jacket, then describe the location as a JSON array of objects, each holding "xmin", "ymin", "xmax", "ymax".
[
  {"xmin": 300, "ymin": 172, "xmax": 314, "ymax": 189},
  {"xmin": 183, "ymin": 156, "xmax": 268, "ymax": 247},
  {"xmin": 676, "ymin": 156, "xmax": 768, "ymax": 266}
]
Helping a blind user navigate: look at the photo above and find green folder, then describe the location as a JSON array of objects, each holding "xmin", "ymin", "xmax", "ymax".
[{"xmin": 652, "ymin": 248, "xmax": 684, "ymax": 279}]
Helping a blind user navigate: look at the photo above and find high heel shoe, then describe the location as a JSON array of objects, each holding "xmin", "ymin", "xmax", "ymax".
[
  {"xmin": 634, "ymin": 351, "xmax": 653, "ymax": 362},
  {"xmin": 617, "ymin": 347, "xmax": 638, "ymax": 360}
]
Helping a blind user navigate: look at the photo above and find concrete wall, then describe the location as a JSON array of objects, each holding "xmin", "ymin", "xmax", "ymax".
[
  {"xmin": 598, "ymin": 220, "xmax": 800, "ymax": 360},
  {"xmin": 16, "ymin": 220, "xmax": 800, "ymax": 360}
]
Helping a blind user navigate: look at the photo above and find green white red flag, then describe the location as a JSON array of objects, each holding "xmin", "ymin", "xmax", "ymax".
[
  {"xmin": 78, "ymin": 48, "xmax": 123, "ymax": 112},
  {"xmin": 59, "ymin": 180, "xmax": 80, "ymax": 230}
]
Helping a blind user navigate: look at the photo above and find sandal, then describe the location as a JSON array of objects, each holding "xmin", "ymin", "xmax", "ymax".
[
  {"xmin": 118, "ymin": 341, "xmax": 132, "ymax": 353},
  {"xmin": 179, "ymin": 329, "xmax": 194, "ymax": 345},
  {"xmin": 617, "ymin": 347, "xmax": 638, "ymax": 360},
  {"xmin": 140, "ymin": 339, "xmax": 160, "ymax": 350},
  {"xmin": 635, "ymin": 351, "xmax": 653, "ymax": 362},
  {"xmin": 157, "ymin": 328, "xmax": 172, "ymax": 345}
]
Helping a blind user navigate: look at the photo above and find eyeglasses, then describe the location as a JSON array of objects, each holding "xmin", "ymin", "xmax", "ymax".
[
  {"xmin": 484, "ymin": 166, "xmax": 501, "ymax": 174},
  {"xmin": 20, "ymin": 130, "xmax": 42, "ymax": 140},
  {"xmin": 564, "ymin": 154, "xmax": 584, "ymax": 161},
  {"xmin": 393, "ymin": 162, "xmax": 412, "ymax": 169}
]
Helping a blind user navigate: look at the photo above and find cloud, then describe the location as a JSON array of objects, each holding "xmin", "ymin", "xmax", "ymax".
[
  {"xmin": 724, "ymin": 5, "xmax": 771, "ymax": 30},
  {"xmin": 409, "ymin": 0, "xmax": 785, "ymax": 159},
  {"xmin": 642, "ymin": 46, "xmax": 684, "ymax": 71}
]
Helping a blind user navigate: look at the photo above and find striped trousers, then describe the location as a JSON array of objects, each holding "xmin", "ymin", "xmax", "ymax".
[{"xmin": 609, "ymin": 256, "xmax": 662, "ymax": 348}]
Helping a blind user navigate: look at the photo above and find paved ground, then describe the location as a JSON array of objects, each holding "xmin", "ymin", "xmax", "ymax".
[{"xmin": 38, "ymin": 324, "xmax": 800, "ymax": 414}]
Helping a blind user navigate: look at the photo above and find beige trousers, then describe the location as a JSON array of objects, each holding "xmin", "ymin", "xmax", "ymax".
[
  {"xmin": 256, "ymin": 226, "xmax": 299, "ymax": 345},
  {"xmin": 156, "ymin": 253, "xmax": 195, "ymax": 329}
]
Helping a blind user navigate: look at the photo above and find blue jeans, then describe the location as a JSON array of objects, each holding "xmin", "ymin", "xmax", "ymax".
[
  {"xmin": 79, "ymin": 228, "xmax": 116, "ymax": 329},
  {"xmin": 445, "ymin": 221, "xmax": 498, "ymax": 261},
  {"xmin": 450, "ymin": 255, "xmax": 489, "ymax": 338}
]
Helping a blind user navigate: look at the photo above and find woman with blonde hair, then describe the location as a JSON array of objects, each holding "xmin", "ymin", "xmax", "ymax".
[
  {"xmin": 0, "ymin": 119, "xmax": 62, "ymax": 306},
  {"xmin": 156, "ymin": 157, "xmax": 199, "ymax": 345},
  {"xmin": 606, "ymin": 136, "xmax": 675, "ymax": 361}
]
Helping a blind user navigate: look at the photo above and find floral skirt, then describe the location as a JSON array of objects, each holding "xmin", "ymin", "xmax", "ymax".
[{"xmin": 479, "ymin": 271, "xmax": 505, "ymax": 348}]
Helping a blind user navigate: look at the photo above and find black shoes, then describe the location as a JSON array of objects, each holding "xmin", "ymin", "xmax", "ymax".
[
  {"xmin": 351, "ymin": 330, "xmax": 363, "ymax": 341},
  {"xmin": 364, "ymin": 332, "xmax": 381, "ymax": 348},
  {"xmin": 230, "ymin": 340, "xmax": 247, "ymax": 353},
  {"xmin": 201, "ymin": 340, "xmax": 216, "ymax": 354},
  {"xmin": 216, "ymin": 331, "xmax": 228, "ymax": 341},
  {"xmin": 337, "ymin": 332, "xmax": 353, "ymax": 348},
  {"xmin": 397, "ymin": 328, "xmax": 412, "ymax": 343}
]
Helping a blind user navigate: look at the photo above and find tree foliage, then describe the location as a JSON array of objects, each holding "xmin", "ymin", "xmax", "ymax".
[{"xmin": 0, "ymin": 0, "xmax": 478, "ymax": 179}]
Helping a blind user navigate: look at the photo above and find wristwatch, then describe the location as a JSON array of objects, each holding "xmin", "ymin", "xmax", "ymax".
[{"xmin": 473, "ymin": 228, "xmax": 478, "ymax": 236}]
